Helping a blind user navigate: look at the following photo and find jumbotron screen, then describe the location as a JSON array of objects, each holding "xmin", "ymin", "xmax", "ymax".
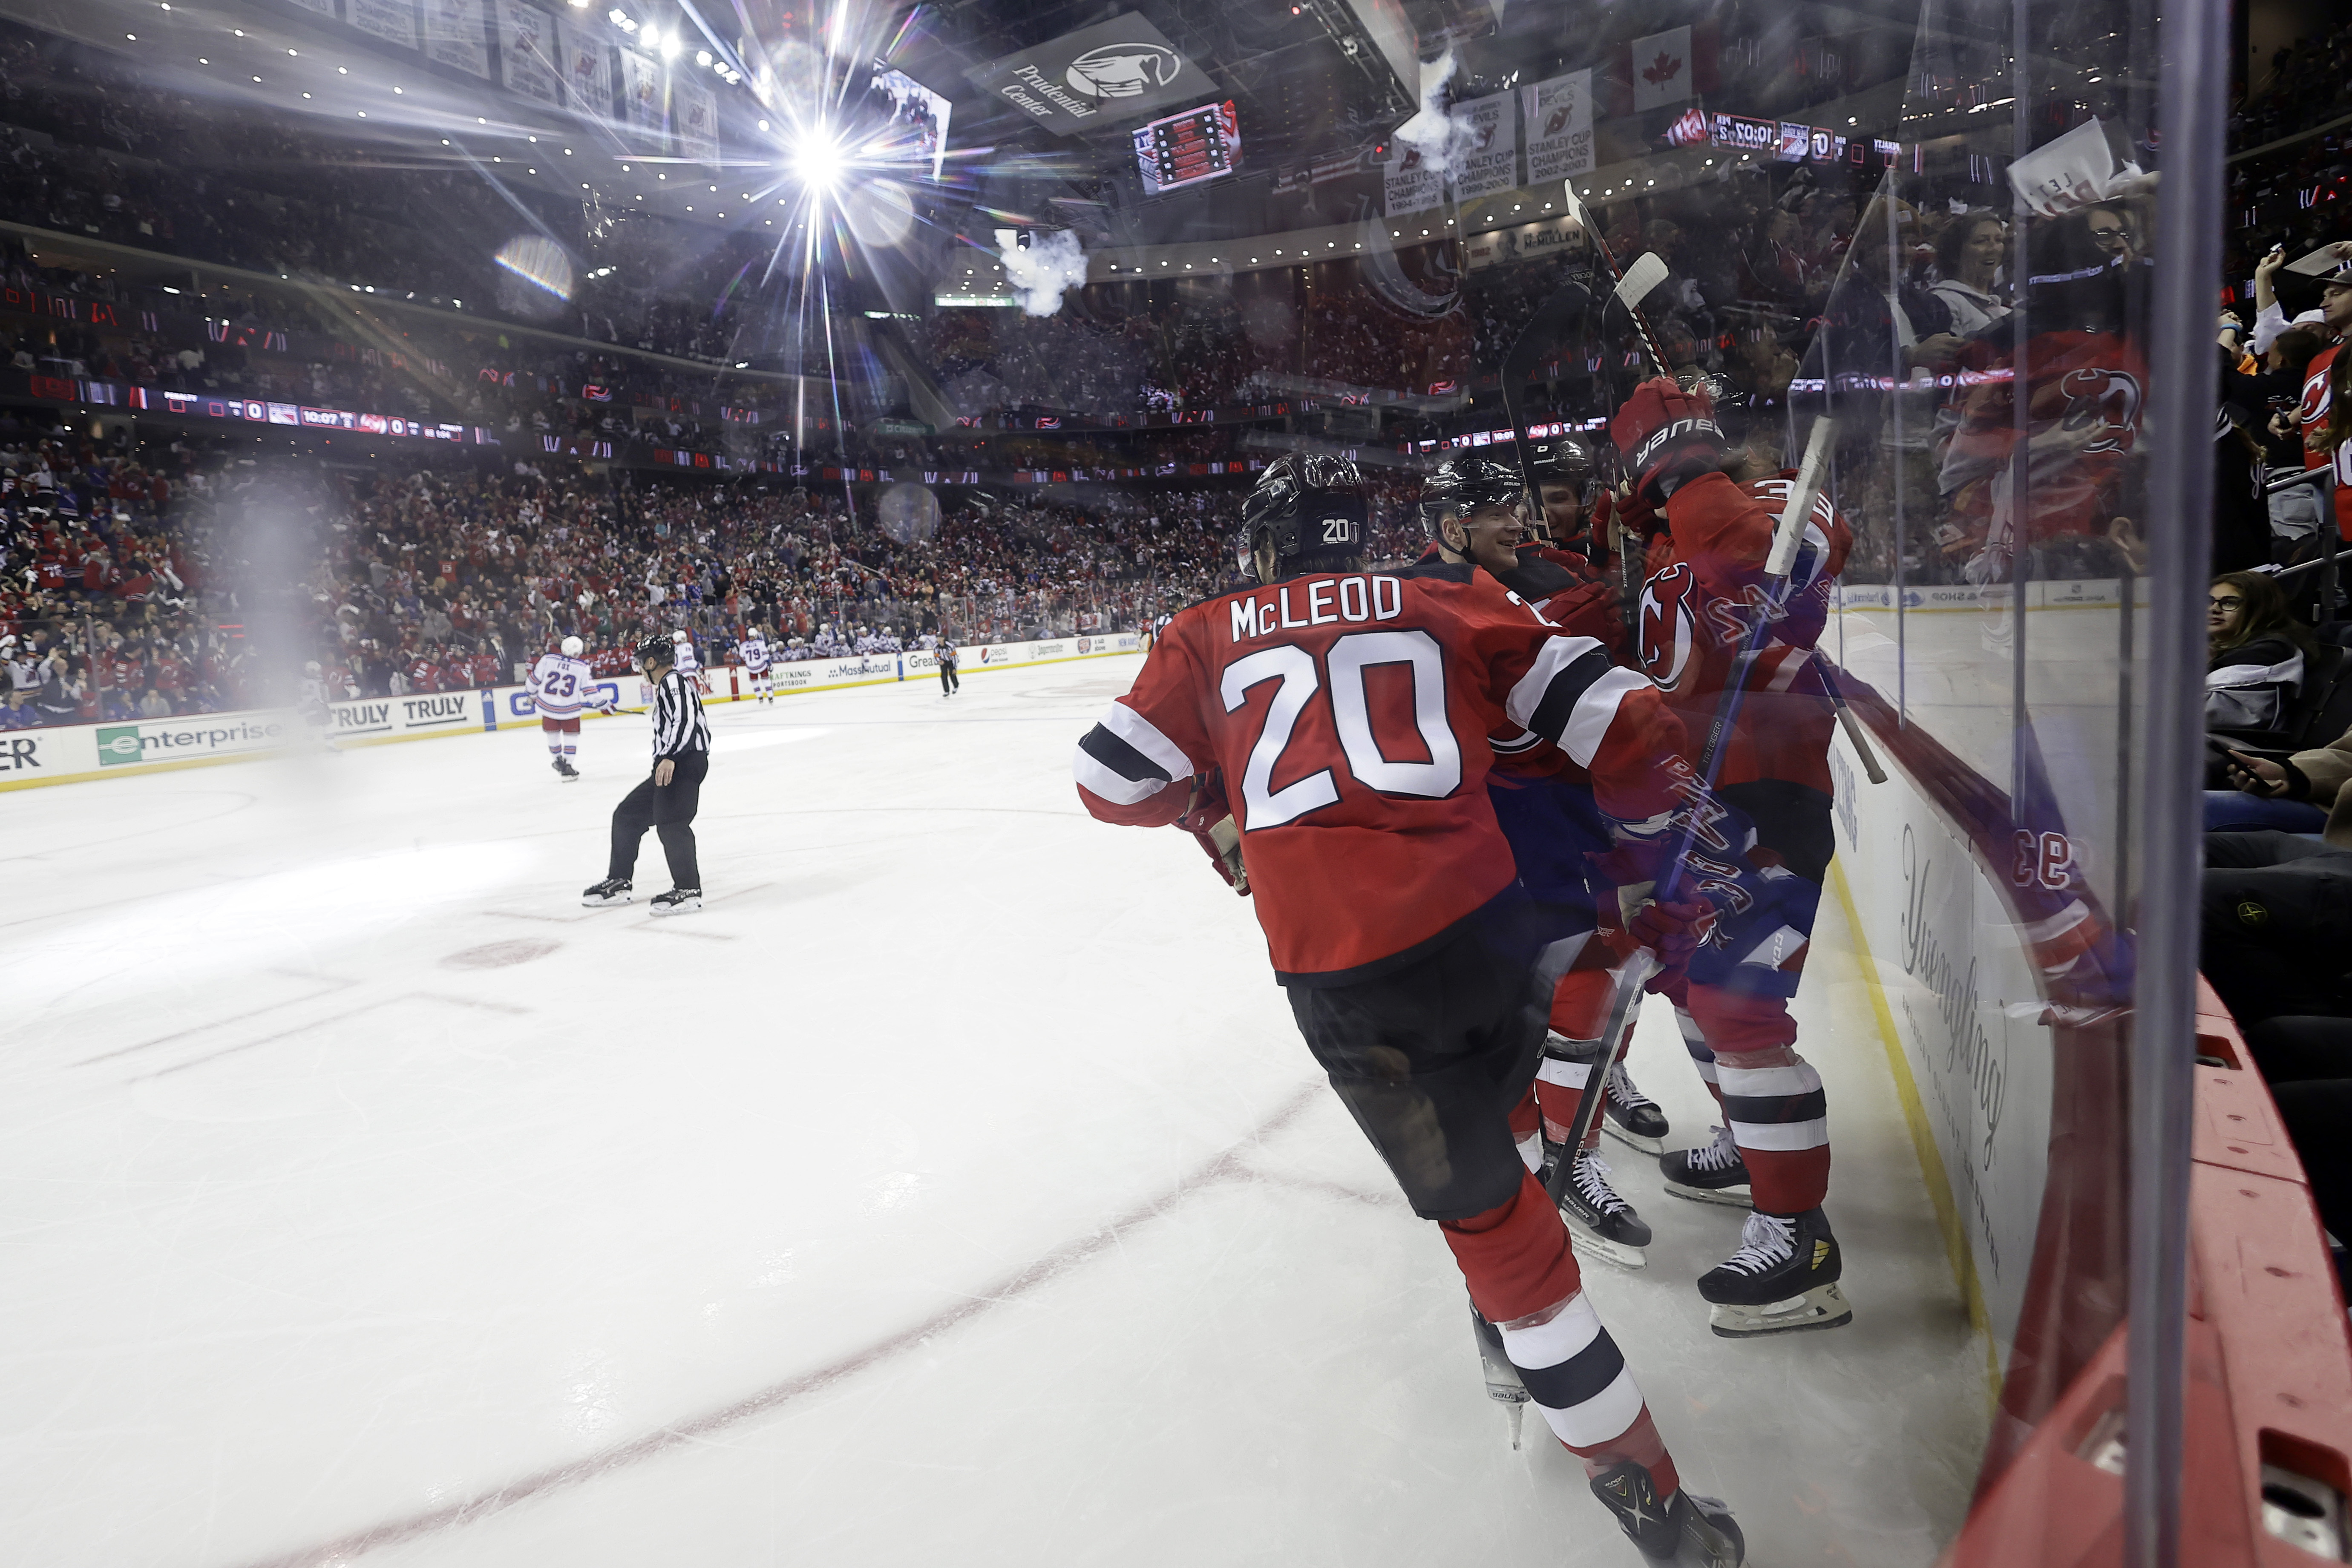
[{"xmin": 1132, "ymin": 100, "xmax": 1239, "ymax": 196}]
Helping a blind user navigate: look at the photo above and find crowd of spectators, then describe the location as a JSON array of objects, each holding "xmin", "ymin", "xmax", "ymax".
[{"xmin": 0, "ymin": 20, "xmax": 784, "ymax": 364}]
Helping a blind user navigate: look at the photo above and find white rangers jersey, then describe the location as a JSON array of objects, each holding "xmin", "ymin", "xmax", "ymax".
[
  {"xmin": 740, "ymin": 636, "xmax": 771, "ymax": 672},
  {"xmin": 530, "ymin": 653, "xmax": 596, "ymax": 719},
  {"xmin": 671, "ymin": 640, "xmax": 701, "ymax": 675}
]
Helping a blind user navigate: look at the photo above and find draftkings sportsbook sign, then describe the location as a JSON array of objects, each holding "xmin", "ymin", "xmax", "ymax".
[{"xmin": 964, "ymin": 13, "xmax": 1206, "ymax": 134}]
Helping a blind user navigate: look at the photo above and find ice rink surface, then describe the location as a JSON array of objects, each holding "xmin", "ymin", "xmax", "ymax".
[{"xmin": 2, "ymin": 654, "xmax": 1989, "ymax": 1567}]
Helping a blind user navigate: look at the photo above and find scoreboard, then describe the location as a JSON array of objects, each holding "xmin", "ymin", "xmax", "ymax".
[{"xmin": 1133, "ymin": 100, "xmax": 1239, "ymax": 196}]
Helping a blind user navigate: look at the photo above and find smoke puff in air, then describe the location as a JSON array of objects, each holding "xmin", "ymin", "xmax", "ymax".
[
  {"xmin": 1392, "ymin": 49, "xmax": 1471, "ymax": 178},
  {"xmin": 999, "ymin": 229, "xmax": 1088, "ymax": 317}
]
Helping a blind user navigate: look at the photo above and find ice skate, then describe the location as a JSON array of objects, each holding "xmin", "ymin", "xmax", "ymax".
[
  {"xmin": 650, "ymin": 887, "xmax": 702, "ymax": 916},
  {"xmin": 1602, "ymin": 1061, "xmax": 1669, "ymax": 1156},
  {"xmin": 1699, "ymin": 1207, "xmax": 1853, "ymax": 1338},
  {"xmin": 1548, "ymin": 1147, "xmax": 1651, "ymax": 1270},
  {"xmin": 581, "ymin": 877, "xmax": 633, "ymax": 906},
  {"xmin": 1468, "ymin": 1306, "xmax": 1529, "ymax": 1450},
  {"xmin": 1661, "ymin": 1126, "xmax": 1753, "ymax": 1208},
  {"xmin": 1589, "ymin": 1459, "xmax": 1746, "ymax": 1565},
  {"xmin": 551, "ymin": 757, "xmax": 567, "ymax": 779},
  {"xmin": 556, "ymin": 757, "xmax": 581, "ymax": 782}
]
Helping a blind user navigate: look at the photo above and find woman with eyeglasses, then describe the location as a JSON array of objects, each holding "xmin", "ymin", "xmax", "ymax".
[{"xmin": 2206, "ymin": 570, "xmax": 2314, "ymax": 734}]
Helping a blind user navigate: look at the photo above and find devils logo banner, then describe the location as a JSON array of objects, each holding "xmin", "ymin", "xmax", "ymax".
[{"xmin": 964, "ymin": 13, "xmax": 1204, "ymax": 135}]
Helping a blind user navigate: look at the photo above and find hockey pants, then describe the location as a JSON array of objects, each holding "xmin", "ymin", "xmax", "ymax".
[
  {"xmin": 609, "ymin": 751, "xmax": 707, "ymax": 888},
  {"xmin": 1286, "ymin": 892, "xmax": 1676, "ymax": 1489}
]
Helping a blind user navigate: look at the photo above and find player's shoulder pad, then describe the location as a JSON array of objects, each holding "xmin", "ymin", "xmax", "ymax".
[{"xmin": 1492, "ymin": 554, "xmax": 1581, "ymax": 601}]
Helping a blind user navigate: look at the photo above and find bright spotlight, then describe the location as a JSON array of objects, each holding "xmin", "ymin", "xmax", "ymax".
[
  {"xmin": 655, "ymin": 29, "xmax": 681, "ymax": 59},
  {"xmin": 789, "ymin": 127, "xmax": 843, "ymax": 191}
]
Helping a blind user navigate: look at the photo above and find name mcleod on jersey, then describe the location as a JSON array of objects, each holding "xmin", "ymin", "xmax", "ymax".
[{"xmin": 1228, "ymin": 574, "xmax": 1408, "ymax": 642}]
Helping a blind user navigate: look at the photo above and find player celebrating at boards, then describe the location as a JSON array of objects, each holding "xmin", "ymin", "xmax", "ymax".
[
  {"xmin": 1614, "ymin": 378, "xmax": 1854, "ymax": 1338},
  {"xmin": 1071, "ymin": 455, "xmax": 1746, "ymax": 1565},
  {"xmin": 1414, "ymin": 453, "xmax": 1667, "ymax": 1273},
  {"xmin": 530, "ymin": 634, "xmax": 611, "ymax": 780}
]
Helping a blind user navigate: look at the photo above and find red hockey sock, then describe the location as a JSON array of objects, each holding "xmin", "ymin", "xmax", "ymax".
[
  {"xmin": 1440, "ymin": 1170, "xmax": 1582, "ymax": 1323},
  {"xmin": 1687, "ymin": 987, "xmax": 1829, "ymax": 1212},
  {"xmin": 1566, "ymin": 1401, "xmax": 1679, "ymax": 1497},
  {"xmin": 1532, "ymin": 968, "xmax": 1615, "ymax": 1147}
]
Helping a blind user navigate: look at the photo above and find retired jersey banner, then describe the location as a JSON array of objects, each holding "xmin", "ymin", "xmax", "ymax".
[
  {"xmin": 555, "ymin": 17, "xmax": 613, "ymax": 119},
  {"xmin": 347, "ymin": 0, "xmax": 421, "ymax": 50},
  {"xmin": 674, "ymin": 78, "xmax": 720, "ymax": 165},
  {"xmin": 497, "ymin": 0, "xmax": 564, "ymax": 108},
  {"xmin": 963, "ymin": 12, "xmax": 1207, "ymax": 136},
  {"xmin": 1523, "ymin": 69, "xmax": 1594, "ymax": 182},
  {"xmin": 1450, "ymin": 93, "xmax": 1519, "ymax": 200},
  {"xmin": 617, "ymin": 49, "xmax": 665, "ymax": 147},
  {"xmin": 423, "ymin": 0, "xmax": 491, "ymax": 78}
]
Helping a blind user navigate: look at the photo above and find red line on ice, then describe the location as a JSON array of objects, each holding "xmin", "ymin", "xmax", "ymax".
[{"xmin": 232, "ymin": 1083, "xmax": 1333, "ymax": 1568}]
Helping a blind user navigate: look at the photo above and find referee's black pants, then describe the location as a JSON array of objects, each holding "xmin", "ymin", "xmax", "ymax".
[
  {"xmin": 939, "ymin": 662, "xmax": 959, "ymax": 694},
  {"xmin": 610, "ymin": 750, "xmax": 707, "ymax": 888}
]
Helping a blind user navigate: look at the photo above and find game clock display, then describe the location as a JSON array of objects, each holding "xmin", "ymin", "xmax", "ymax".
[{"xmin": 1133, "ymin": 100, "xmax": 1239, "ymax": 196}]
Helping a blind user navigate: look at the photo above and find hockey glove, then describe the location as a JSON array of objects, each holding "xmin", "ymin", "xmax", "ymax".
[
  {"xmin": 1176, "ymin": 770, "xmax": 1249, "ymax": 896},
  {"xmin": 1608, "ymin": 377, "xmax": 1726, "ymax": 508}
]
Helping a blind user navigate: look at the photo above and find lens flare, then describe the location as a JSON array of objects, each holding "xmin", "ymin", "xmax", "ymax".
[{"xmin": 493, "ymin": 235, "xmax": 576, "ymax": 301}]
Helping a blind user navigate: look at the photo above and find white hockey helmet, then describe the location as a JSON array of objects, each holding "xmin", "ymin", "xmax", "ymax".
[
  {"xmin": 671, "ymin": 630, "xmax": 689, "ymax": 644},
  {"xmin": 561, "ymin": 635, "xmax": 584, "ymax": 656}
]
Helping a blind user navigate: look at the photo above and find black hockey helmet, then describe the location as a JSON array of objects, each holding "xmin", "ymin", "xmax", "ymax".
[
  {"xmin": 1419, "ymin": 453, "xmax": 1526, "ymax": 539},
  {"xmin": 633, "ymin": 633, "xmax": 677, "ymax": 671},
  {"xmin": 1526, "ymin": 434, "xmax": 1594, "ymax": 486},
  {"xmin": 1241, "ymin": 454, "xmax": 1367, "ymax": 581}
]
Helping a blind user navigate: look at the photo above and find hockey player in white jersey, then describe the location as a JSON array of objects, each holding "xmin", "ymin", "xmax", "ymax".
[
  {"xmin": 739, "ymin": 626, "xmax": 774, "ymax": 703},
  {"xmin": 669, "ymin": 630, "xmax": 708, "ymax": 696},
  {"xmin": 530, "ymin": 635, "xmax": 610, "ymax": 780}
]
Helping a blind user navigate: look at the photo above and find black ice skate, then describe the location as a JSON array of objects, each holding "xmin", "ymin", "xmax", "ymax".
[
  {"xmin": 1547, "ymin": 1147, "xmax": 1651, "ymax": 1271},
  {"xmin": 550, "ymin": 757, "xmax": 567, "ymax": 778},
  {"xmin": 556, "ymin": 758, "xmax": 581, "ymax": 781},
  {"xmin": 1698, "ymin": 1207, "xmax": 1854, "ymax": 1338},
  {"xmin": 650, "ymin": 887, "xmax": 702, "ymax": 916},
  {"xmin": 581, "ymin": 878, "xmax": 633, "ymax": 906},
  {"xmin": 1661, "ymin": 1126, "xmax": 1753, "ymax": 1208},
  {"xmin": 1468, "ymin": 1306, "xmax": 1529, "ymax": 1450},
  {"xmin": 1589, "ymin": 1459, "xmax": 1747, "ymax": 1565},
  {"xmin": 1602, "ymin": 1062, "xmax": 1670, "ymax": 1157}
]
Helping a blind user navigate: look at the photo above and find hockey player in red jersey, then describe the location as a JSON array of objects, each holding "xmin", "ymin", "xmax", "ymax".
[
  {"xmin": 1611, "ymin": 378, "xmax": 1854, "ymax": 1338},
  {"xmin": 1414, "ymin": 454, "xmax": 1670, "ymax": 1272},
  {"xmin": 1073, "ymin": 456, "xmax": 1745, "ymax": 1564}
]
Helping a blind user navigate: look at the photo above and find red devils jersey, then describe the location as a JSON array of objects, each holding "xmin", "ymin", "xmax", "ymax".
[
  {"xmin": 1634, "ymin": 470, "xmax": 1851, "ymax": 794},
  {"xmin": 2297, "ymin": 342, "xmax": 2352, "ymax": 541},
  {"xmin": 1074, "ymin": 563, "xmax": 1690, "ymax": 984}
]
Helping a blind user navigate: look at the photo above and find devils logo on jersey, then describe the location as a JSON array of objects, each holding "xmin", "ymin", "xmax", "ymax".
[
  {"xmin": 1638, "ymin": 561, "xmax": 1700, "ymax": 693},
  {"xmin": 2055, "ymin": 365, "xmax": 2142, "ymax": 455}
]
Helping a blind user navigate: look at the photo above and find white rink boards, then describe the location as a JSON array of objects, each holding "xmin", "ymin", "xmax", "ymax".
[{"xmin": 0, "ymin": 654, "xmax": 1989, "ymax": 1567}]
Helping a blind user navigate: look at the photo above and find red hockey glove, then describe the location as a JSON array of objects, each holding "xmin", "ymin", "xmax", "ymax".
[
  {"xmin": 1176, "ymin": 770, "xmax": 1249, "ymax": 896},
  {"xmin": 1608, "ymin": 377, "xmax": 1726, "ymax": 507}
]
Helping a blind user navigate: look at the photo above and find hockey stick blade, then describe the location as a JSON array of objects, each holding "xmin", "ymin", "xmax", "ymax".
[{"xmin": 1613, "ymin": 252, "xmax": 1669, "ymax": 310}]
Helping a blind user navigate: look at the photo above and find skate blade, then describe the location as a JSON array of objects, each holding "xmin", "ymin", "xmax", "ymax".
[
  {"xmin": 1562, "ymin": 1212, "xmax": 1648, "ymax": 1271},
  {"xmin": 1707, "ymin": 1281, "xmax": 1852, "ymax": 1338},
  {"xmin": 1603, "ymin": 1122, "xmax": 1666, "ymax": 1158},
  {"xmin": 650, "ymin": 898, "xmax": 702, "ymax": 917},
  {"xmin": 1664, "ymin": 1180, "xmax": 1753, "ymax": 1209},
  {"xmin": 1671, "ymin": 1496, "xmax": 1746, "ymax": 1568},
  {"xmin": 1483, "ymin": 1390, "xmax": 1529, "ymax": 1450}
]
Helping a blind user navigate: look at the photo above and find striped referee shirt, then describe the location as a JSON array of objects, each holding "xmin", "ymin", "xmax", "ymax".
[{"xmin": 650, "ymin": 668, "xmax": 711, "ymax": 760}]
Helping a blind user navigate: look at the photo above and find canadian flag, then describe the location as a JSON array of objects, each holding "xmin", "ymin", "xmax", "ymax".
[{"xmin": 1630, "ymin": 26, "xmax": 1693, "ymax": 112}]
